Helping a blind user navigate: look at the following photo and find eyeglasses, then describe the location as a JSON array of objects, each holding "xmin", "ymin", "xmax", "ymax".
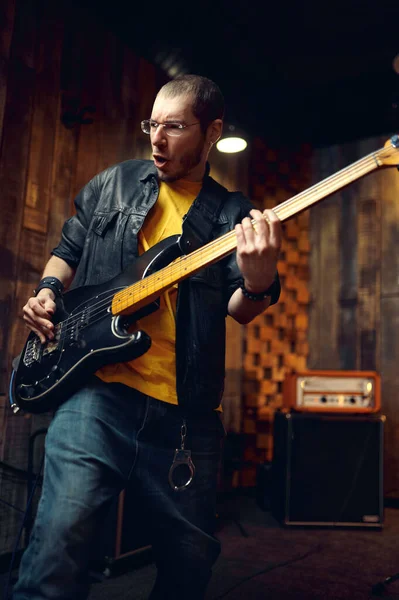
[{"xmin": 141, "ymin": 119, "xmax": 200, "ymax": 137}]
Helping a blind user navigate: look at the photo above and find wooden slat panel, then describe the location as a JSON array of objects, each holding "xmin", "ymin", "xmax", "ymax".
[
  {"xmin": 357, "ymin": 193, "xmax": 380, "ymax": 370},
  {"xmin": 116, "ymin": 46, "xmax": 140, "ymax": 162},
  {"xmin": 71, "ymin": 17, "xmax": 105, "ymax": 200},
  {"xmin": 338, "ymin": 156, "xmax": 358, "ymax": 369},
  {"xmin": 381, "ymin": 297, "xmax": 399, "ymax": 498},
  {"xmin": 0, "ymin": 0, "xmax": 16, "ymax": 144},
  {"xmin": 130, "ymin": 57, "xmax": 158, "ymax": 161},
  {"xmin": 1, "ymin": 228, "xmax": 47, "ymax": 554},
  {"xmin": 380, "ymin": 136, "xmax": 399, "ymax": 497},
  {"xmin": 308, "ymin": 146, "xmax": 341, "ymax": 369},
  {"xmin": 97, "ymin": 31, "xmax": 124, "ymax": 173},
  {"xmin": 23, "ymin": 0, "xmax": 64, "ymax": 233},
  {"xmin": 355, "ymin": 137, "xmax": 383, "ymax": 372},
  {"xmin": 381, "ymin": 153, "xmax": 399, "ymax": 297},
  {"xmin": 44, "ymin": 6, "xmax": 86, "ymax": 256},
  {"xmin": 44, "ymin": 98, "xmax": 79, "ymax": 257},
  {"xmin": 0, "ymin": 0, "xmax": 37, "ymax": 401},
  {"xmin": 5, "ymin": 3, "xmax": 65, "ymax": 485},
  {"xmin": 0, "ymin": 3, "xmax": 38, "ymax": 545}
]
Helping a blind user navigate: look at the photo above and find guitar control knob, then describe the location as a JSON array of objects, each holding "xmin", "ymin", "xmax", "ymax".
[{"xmin": 17, "ymin": 385, "xmax": 35, "ymax": 399}]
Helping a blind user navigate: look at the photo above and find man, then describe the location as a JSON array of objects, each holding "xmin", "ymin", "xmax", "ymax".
[{"xmin": 14, "ymin": 75, "xmax": 281, "ymax": 599}]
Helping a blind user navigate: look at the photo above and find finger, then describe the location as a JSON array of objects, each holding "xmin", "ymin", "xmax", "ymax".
[
  {"xmin": 31, "ymin": 327, "xmax": 47, "ymax": 345},
  {"xmin": 27, "ymin": 298, "xmax": 56, "ymax": 323},
  {"xmin": 263, "ymin": 208, "xmax": 279, "ymax": 226},
  {"xmin": 23, "ymin": 305, "xmax": 54, "ymax": 336},
  {"xmin": 23, "ymin": 319, "xmax": 47, "ymax": 344},
  {"xmin": 263, "ymin": 209, "xmax": 282, "ymax": 248},
  {"xmin": 249, "ymin": 209, "xmax": 270, "ymax": 241},
  {"xmin": 23, "ymin": 316, "xmax": 54, "ymax": 341},
  {"xmin": 235, "ymin": 223, "xmax": 247, "ymax": 251},
  {"xmin": 241, "ymin": 216, "xmax": 257, "ymax": 248}
]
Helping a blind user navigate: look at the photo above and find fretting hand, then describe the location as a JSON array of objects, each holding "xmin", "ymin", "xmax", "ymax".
[{"xmin": 235, "ymin": 209, "xmax": 282, "ymax": 292}]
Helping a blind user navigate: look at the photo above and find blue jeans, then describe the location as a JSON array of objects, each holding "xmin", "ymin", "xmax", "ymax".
[{"xmin": 13, "ymin": 377, "xmax": 225, "ymax": 600}]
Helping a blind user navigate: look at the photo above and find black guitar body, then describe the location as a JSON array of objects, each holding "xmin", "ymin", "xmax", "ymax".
[{"xmin": 13, "ymin": 236, "xmax": 182, "ymax": 413}]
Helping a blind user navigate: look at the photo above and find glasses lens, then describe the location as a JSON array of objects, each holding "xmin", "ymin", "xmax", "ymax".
[
  {"xmin": 141, "ymin": 120, "xmax": 151, "ymax": 134},
  {"xmin": 164, "ymin": 124, "xmax": 182, "ymax": 137}
]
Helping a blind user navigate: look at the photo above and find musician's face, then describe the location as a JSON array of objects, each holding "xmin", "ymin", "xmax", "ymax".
[{"xmin": 150, "ymin": 93, "xmax": 215, "ymax": 182}]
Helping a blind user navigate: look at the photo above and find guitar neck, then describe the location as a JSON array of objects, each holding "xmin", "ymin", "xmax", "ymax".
[{"xmin": 112, "ymin": 143, "xmax": 391, "ymax": 316}]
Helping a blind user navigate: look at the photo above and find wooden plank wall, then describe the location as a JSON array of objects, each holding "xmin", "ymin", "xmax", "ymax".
[
  {"xmin": 0, "ymin": 0, "xmax": 248, "ymax": 553},
  {"xmin": 309, "ymin": 135, "xmax": 399, "ymax": 499}
]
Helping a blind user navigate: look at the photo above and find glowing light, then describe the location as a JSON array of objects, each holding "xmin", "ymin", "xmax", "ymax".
[{"xmin": 216, "ymin": 137, "xmax": 247, "ymax": 153}]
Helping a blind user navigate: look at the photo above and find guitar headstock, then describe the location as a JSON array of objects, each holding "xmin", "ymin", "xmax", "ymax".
[{"xmin": 380, "ymin": 135, "xmax": 399, "ymax": 166}]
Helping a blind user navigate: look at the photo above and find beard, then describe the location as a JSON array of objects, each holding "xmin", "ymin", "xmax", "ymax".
[{"xmin": 157, "ymin": 137, "xmax": 205, "ymax": 183}]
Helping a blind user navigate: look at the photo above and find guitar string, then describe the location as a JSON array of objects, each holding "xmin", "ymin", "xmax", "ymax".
[{"xmin": 43, "ymin": 147, "xmax": 392, "ymax": 343}]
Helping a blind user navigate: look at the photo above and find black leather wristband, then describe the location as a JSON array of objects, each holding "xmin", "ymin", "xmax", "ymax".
[
  {"xmin": 34, "ymin": 277, "xmax": 64, "ymax": 299},
  {"xmin": 239, "ymin": 278, "xmax": 275, "ymax": 301}
]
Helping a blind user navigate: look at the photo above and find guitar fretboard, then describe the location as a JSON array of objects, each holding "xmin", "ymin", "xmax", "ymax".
[{"xmin": 111, "ymin": 143, "xmax": 394, "ymax": 316}]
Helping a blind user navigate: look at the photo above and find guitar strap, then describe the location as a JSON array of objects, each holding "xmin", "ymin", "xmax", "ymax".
[{"xmin": 179, "ymin": 174, "xmax": 228, "ymax": 254}]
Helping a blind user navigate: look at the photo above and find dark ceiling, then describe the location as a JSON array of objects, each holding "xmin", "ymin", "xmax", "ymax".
[{"xmin": 91, "ymin": 0, "xmax": 399, "ymax": 147}]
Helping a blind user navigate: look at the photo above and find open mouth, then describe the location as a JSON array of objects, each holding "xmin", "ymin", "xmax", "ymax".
[{"xmin": 153, "ymin": 155, "xmax": 168, "ymax": 169}]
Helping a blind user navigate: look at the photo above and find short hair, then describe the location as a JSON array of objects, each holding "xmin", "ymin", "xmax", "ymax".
[{"xmin": 158, "ymin": 74, "xmax": 225, "ymax": 133}]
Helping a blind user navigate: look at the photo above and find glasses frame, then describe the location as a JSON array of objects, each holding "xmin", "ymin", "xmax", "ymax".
[{"xmin": 141, "ymin": 119, "xmax": 200, "ymax": 137}]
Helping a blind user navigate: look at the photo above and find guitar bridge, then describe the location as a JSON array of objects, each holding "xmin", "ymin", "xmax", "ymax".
[
  {"xmin": 23, "ymin": 336, "xmax": 42, "ymax": 367},
  {"xmin": 23, "ymin": 324, "xmax": 62, "ymax": 366}
]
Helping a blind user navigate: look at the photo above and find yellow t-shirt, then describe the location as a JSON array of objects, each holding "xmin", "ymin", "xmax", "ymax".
[{"xmin": 96, "ymin": 179, "xmax": 201, "ymax": 404}]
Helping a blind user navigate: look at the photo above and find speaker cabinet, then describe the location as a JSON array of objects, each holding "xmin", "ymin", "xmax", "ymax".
[{"xmin": 271, "ymin": 411, "xmax": 384, "ymax": 527}]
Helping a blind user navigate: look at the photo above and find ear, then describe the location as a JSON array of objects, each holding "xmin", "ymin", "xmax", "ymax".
[{"xmin": 207, "ymin": 119, "xmax": 223, "ymax": 146}]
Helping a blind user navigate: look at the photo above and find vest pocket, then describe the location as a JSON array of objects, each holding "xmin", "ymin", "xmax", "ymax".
[
  {"xmin": 91, "ymin": 210, "xmax": 120, "ymax": 237},
  {"xmin": 83, "ymin": 210, "xmax": 126, "ymax": 285}
]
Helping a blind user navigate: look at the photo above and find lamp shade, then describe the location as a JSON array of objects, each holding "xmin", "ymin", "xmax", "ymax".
[{"xmin": 216, "ymin": 124, "xmax": 248, "ymax": 154}]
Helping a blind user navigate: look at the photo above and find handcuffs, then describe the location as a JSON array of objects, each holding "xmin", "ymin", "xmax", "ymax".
[{"xmin": 168, "ymin": 420, "xmax": 196, "ymax": 492}]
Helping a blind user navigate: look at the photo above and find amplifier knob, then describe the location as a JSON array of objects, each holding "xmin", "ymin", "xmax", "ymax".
[
  {"xmin": 350, "ymin": 397, "xmax": 356, "ymax": 404},
  {"xmin": 320, "ymin": 396, "xmax": 327, "ymax": 403}
]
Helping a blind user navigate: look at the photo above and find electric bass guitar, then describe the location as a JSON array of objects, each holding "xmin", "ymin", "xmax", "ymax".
[{"xmin": 12, "ymin": 136, "xmax": 399, "ymax": 413}]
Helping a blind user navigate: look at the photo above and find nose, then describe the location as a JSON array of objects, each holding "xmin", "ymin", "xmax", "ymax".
[{"xmin": 151, "ymin": 124, "xmax": 167, "ymax": 147}]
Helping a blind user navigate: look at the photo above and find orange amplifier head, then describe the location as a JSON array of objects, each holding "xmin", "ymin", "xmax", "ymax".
[{"xmin": 283, "ymin": 370, "xmax": 381, "ymax": 413}]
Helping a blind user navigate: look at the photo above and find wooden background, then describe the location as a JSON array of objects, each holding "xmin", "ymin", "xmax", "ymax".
[
  {"xmin": 309, "ymin": 138, "xmax": 399, "ymax": 500},
  {"xmin": 1, "ymin": 0, "xmax": 399, "ymax": 556}
]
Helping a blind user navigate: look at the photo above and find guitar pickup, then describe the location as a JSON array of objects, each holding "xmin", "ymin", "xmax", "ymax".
[
  {"xmin": 78, "ymin": 309, "xmax": 89, "ymax": 328},
  {"xmin": 42, "ymin": 324, "xmax": 62, "ymax": 356}
]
